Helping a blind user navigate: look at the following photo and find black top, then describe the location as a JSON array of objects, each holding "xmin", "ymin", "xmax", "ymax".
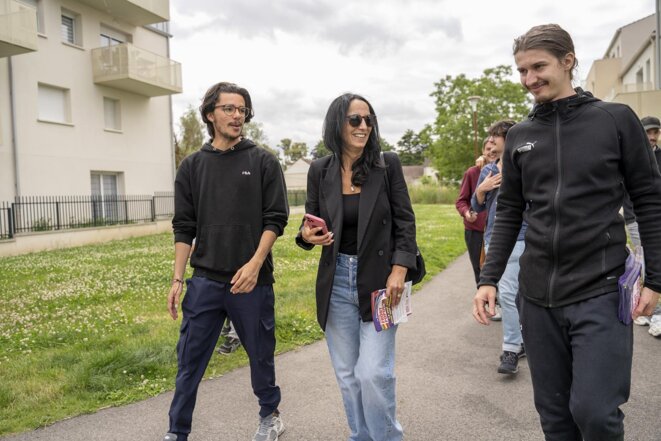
[
  {"xmin": 339, "ymin": 193, "xmax": 360, "ymax": 255},
  {"xmin": 172, "ymin": 139, "xmax": 289, "ymax": 285}
]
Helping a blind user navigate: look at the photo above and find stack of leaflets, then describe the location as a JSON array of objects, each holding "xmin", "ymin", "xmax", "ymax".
[
  {"xmin": 371, "ymin": 281, "xmax": 413, "ymax": 332},
  {"xmin": 618, "ymin": 245, "xmax": 644, "ymax": 325}
]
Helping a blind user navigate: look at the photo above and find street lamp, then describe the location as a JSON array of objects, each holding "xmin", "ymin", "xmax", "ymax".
[{"xmin": 467, "ymin": 95, "xmax": 481, "ymax": 159}]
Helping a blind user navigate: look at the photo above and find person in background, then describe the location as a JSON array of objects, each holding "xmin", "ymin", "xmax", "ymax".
[
  {"xmin": 472, "ymin": 120, "xmax": 526, "ymax": 374},
  {"xmin": 455, "ymin": 137, "xmax": 493, "ymax": 286},
  {"xmin": 628, "ymin": 115, "xmax": 661, "ymax": 337}
]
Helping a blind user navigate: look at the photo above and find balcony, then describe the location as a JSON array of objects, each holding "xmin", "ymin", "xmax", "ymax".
[
  {"xmin": 91, "ymin": 43, "xmax": 182, "ymax": 97},
  {"xmin": 0, "ymin": 0, "xmax": 38, "ymax": 58},
  {"xmin": 75, "ymin": 0, "xmax": 168, "ymax": 26}
]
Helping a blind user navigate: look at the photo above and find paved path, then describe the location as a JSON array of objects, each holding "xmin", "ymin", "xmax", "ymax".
[{"xmin": 4, "ymin": 253, "xmax": 661, "ymax": 440}]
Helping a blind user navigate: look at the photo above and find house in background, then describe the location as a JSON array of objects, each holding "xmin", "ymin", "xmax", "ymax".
[
  {"xmin": 284, "ymin": 157, "xmax": 311, "ymax": 190},
  {"xmin": 0, "ymin": 0, "xmax": 181, "ymax": 204},
  {"xmin": 585, "ymin": 13, "xmax": 661, "ymax": 118}
]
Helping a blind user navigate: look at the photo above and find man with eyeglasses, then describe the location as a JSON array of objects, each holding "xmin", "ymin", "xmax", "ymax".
[{"xmin": 164, "ymin": 82, "xmax": 289, "ymax": 441}]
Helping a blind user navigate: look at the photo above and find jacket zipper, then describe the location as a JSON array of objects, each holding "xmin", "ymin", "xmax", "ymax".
[{"xmin": 547, "ymin": 110, "xmax": 561, "ymax": 307}]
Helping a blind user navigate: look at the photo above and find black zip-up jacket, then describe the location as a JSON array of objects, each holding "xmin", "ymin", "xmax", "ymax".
[
  {"xmin": 622, "ymin": 146, "xmax": 661, "ymax": 224},
  {"xmin": 479, "ymin": 89, "xmax": 661, "ymax": 307},
  {"xmin": 172, "ymin": 139, "xmax": 289, "ymax": 285}
]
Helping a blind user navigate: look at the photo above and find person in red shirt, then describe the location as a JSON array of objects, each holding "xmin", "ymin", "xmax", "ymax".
[{"xmin": 455, "ymin": 138, "xmax": 495, "ymax": 285}]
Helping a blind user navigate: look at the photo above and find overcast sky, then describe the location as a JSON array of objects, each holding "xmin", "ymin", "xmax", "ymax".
[{"xmin": 168, "ymin": 0, "xmax": 656, "ymax": 151}]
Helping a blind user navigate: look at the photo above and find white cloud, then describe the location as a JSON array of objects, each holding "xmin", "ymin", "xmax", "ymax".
[{"xmin": 169, "ymin": 0, "xmax": 655, "ymax": 150}]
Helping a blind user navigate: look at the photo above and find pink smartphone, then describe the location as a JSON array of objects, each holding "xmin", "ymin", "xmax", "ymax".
[{"xmin": 304, "ymin": 213, "xmax": 329, "ymax": 234}]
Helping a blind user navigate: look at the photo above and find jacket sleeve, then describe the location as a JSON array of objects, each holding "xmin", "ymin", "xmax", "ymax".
[
  {"xmin": 295, "ymin": 160, "xmax": 320, "ymax": 250},
  {"xmin": 172, "ymin": 158, "xmax": 196, "ymax": 245},
  {"xmin": 617, "ymin": 107, "xmax": 661, "ymax": 292},
  {"xmin": 385, "ymin": 152, "xmax": 417, "ymax": 270},
  {"xmin": 478, "ymin": 134, "xmax": 525, "ymax": 288},
  {"xmin": 471, "ymin": 166, "xmax": 491, "ymax": 213},
  {"xmin": 455, "ymin": 168, "xmax": 472, "ymax": 217},
  {"xmin": 261, "ymin": 153, "xmax": 289, "ymax": 237}
]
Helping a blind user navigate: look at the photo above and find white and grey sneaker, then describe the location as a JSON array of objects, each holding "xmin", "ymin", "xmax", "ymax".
[
  {"xmin": 649, "ymin": 315, "xmax": 661, "ymax": 337},
  {"xmin": 634, "ymin": 316, "xmax": 651, "ymax": 326},
  {"xmin": 162, "ymin": 433, "xmax": 179, "ymax": 441},
  {"xmin": 252, "ymin": 412, "xmax": 284, "ymax": 441}
]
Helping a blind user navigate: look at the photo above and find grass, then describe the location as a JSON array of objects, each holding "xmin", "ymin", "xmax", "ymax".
[{"xmin": 0, "ymin": 204, "xmax": 465, "ymax": 436}]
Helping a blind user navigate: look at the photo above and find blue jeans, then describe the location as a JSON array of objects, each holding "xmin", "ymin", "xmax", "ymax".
[
  {"xmin": 498, "ymin": 240, "xmax": 524, "ymax": 353},
  {"xmin": 325, "ymin": 253, "xmax": 403, "ymax": 441}
]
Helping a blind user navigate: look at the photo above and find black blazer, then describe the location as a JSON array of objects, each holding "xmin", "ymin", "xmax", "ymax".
[{"xmin": 296, "ymin": 152, "xmax": 417, "ymax": 330}]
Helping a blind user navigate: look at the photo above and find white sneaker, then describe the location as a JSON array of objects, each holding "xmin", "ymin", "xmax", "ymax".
[
  {"xmin": 634, "ymin": 316, "xmax": 651, "ymax": 326},
  {"xmin": 649, "ymin": 322, "xmax": 661, "ymax": 337},
  {"xmin": 252, "ymin": 412, "xmax": 284, "ymax": 441}
]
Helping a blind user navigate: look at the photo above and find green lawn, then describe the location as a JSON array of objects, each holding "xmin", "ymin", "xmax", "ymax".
[{"xmin": 0, "ymin": 204, "xmax": 465, "ymax": 436}]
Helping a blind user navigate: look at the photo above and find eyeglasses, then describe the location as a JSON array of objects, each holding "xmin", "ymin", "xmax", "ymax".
[
  {"xmin": 346, "ymin": 114, "xmax": 376, "ymax": 128},
  {"xmin": 215, "ymin": 104, "xmax": 251, "ymax": 117}
]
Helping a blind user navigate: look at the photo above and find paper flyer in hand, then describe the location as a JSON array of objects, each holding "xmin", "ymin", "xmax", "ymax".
[
  {"xmin": 371, "ymin": 281, "xmax": 413, "ymax": 332},
  {"xmin": 618, "ymin": 245, "xmax": 643, "ymax": 325}
]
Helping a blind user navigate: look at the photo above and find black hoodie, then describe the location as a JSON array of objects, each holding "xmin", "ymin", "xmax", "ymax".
[
  {"xmin": 172, "ymin": 139, "xmax": 289, "ymax": 285},
  {"xmin": 479, "ymin": 89, "xmax": 661, "ymax": 307}
]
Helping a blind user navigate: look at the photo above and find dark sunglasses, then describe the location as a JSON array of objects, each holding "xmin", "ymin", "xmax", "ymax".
[{"xmin": 346, "ymin": 114, "xmax": 376, "ymax": 128}]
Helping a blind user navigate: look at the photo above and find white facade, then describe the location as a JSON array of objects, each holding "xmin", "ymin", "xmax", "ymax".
[{"xmin": 0, "ymin": 0, "xmax": 181, "ymax": 202}]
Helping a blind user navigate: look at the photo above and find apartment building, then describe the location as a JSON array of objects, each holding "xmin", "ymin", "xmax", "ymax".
[
  {"xmin": 585, "ymin": 13, "xmax": 661, "ymax": 118},
  {"xmin": 0, "ymin": 0, "xmax": 181, "ymax": 203}
]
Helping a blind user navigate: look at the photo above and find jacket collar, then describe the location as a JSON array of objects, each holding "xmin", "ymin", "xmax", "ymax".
[{"xmin": 528, "ymin": 87, "xmax": 599, "ymax": 121}]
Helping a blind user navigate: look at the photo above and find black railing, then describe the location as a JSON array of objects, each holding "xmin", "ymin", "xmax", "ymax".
[
  {"xmin": 0, "ymin": 193, "xmax": 175, "ymax": 239},
  {"xmin": 288, "ymin": 190, "xmax": 306, "ymax": 207},
  {"xmin": 0, "ymin": 190, "xmax": 305, "ymax": 240},
  {"xmin": 0, "ymin": 202, "xmax": 13, "ymax": 239}
]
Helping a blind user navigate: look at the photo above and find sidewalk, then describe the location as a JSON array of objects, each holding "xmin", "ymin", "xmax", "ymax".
[{"xmin": 4, "ymin": 253, "xmax": 661, "ymax": 440}]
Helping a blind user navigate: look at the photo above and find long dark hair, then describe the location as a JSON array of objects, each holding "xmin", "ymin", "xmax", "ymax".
[
  {"xmin": 322, "ymin": 93, "xmax": 382, "ymax": 187},
  {"xmin": 199, "ymin": 82, "xmax": 254, "ymax": 138}
]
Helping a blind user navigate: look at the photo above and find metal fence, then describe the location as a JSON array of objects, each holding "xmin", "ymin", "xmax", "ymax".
[
  {"xmin": 288, "ymin": 190, "xmax": 306, "ymax": 207},
  {"xmin": 0, "ymin": 190, "xmax": 305, "ymax": 240},
  {"xmin": 0, "ymin": 193, "xmax": 175, "ymax": 239}
]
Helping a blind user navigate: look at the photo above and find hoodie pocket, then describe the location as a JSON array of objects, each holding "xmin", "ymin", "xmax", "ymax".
[{"xmin": 195, "ymin": 224, "xmax": 256, "ymax": 272}]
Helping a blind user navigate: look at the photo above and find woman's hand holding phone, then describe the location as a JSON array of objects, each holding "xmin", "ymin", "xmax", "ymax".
[{"xmin": 302, "ymin": 213, "xmax": 334, "ymax": 246}]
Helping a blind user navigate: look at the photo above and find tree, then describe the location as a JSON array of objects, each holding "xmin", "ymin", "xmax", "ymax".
[
  {"xmin": 174, "ymin": 105, "xmax": 205, "ymax": 167},
  {"xmin": 428, "ymin": 65, "xmax": 531, "ymax": 182},
  {"xmin": 279, "ymin": 138, "xmax": 308, "ymax": 167},
  {"xmin": 396, "ymin": 127, "xmax": 431, "ymax": 165},
  {"xmin": 243, "ymin": 122, "xmax": 281, "ymax": 162},
  {"xmin": 311, "ymin": 139, "xmax": 331, "ymax": 159},
  {"xmin": 379, "ymin": 137, "xmax": 394, "ymax": 152}
]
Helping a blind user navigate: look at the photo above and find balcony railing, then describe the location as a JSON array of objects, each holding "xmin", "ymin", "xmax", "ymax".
[
  {"xmin": 604, "ymin": 82, "xmax": 656, "ymax": 101},
  {"xmin": 91, "ymin": 43, "xmax": 182, "ymax": 97},
  {"xmin": 0, "ymin": 0, "xmax": 38, "ymax": 58},
  {"xmin": 74, "ymin": 0, "xmax": 168, "ymax": 26}
]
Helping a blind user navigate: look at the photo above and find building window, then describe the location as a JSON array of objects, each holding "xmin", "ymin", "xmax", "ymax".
[
  {"xmin": 18, "ymin": 0, "xmax": 44, "ymax": 34},
  {"xmin": 103, "ymin": 97, "xmax": 121, "ymax": 131},
  {"xmin": 91, "ymin": 172, "xmax": 121, "ymax": 221},
  {"xmin": 38, "ymin": 83, "xmax": 71, "ymax": 124},
  {"xmin": 99, "ymin": 25, "xmax": 130, "ymax": 47},
  {"xmin": 61, "ymin": 9, "xmax": 81, "ymax": 46}
]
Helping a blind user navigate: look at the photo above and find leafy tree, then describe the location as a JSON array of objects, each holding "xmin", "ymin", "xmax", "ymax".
[
  {"xmin": 396, "ymin": 127, "xmax": 431, "ymax": 165},
  {"xmin": 380, "ymin": 137, "xmax": 394, "ymax": 152},
  {"xmin": 428, "ymin": 65, "xmax": 531, "ymax": 181},
  {"xmin": 243, "ymin": 122, "xmax": 281, "ymax": 162},
  {"xmin": 311, "ymin": 139, "xmax": 331, "ymax": 159},
  {"xmin": 279, "ymin": 138, "xmax": 308, "ymax": 167},
  {"xmin": 174, "ymin": 105, "xmax": 205, "ymax": 167}
]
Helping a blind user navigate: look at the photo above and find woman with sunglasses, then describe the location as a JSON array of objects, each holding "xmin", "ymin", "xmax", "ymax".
[{"xmin": 296, "ymin": 93, "xmax": 417, "ymax": 441}]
